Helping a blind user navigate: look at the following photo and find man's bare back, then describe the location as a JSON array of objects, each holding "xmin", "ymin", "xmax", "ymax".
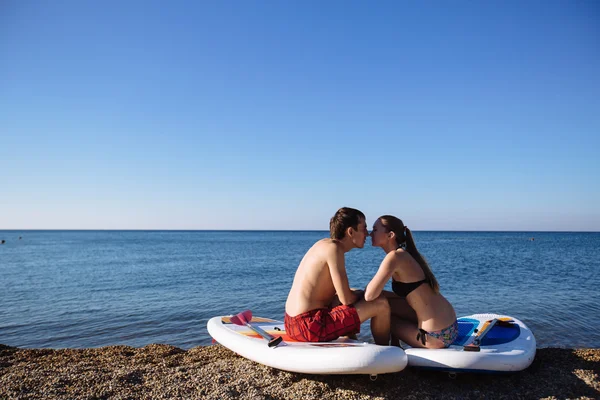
[{"xmin": 285, "ymin": 239, "xmax": 354, "ymax": 316}]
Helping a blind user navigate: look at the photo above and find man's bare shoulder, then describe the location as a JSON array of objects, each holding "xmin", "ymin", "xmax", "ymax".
[{"xmin": 312, "ymin": 238, "xmax": 344, "ymax": 255}]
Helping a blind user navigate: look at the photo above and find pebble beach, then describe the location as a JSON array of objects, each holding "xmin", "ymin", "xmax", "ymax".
[{"xmin": 0, "ymin": 344, "xmax": 598, "ymax": 399}]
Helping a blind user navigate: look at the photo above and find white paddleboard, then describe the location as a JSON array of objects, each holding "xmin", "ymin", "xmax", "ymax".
[
  {"xmin": 207, "ymin": 315, "xmax": 407, "ymax": 375},
  {"xmin": 405, "ymin": 313, "xmax": 536, "ymax": 373}
]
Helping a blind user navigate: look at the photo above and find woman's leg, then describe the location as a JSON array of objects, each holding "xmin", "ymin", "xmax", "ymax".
[
  {"xmin": 383, "ymin": 290, "xmax": 416, "ymax": 346},
  {"xmin": 390, "ymin": 316, "xmax": 445, "ymax": 349},
  {"xmin": 382, "ymin": 290, "xmax": 417, "ymax": 322}
]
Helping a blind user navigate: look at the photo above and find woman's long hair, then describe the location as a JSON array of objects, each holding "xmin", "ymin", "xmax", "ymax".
[{"xmin": 379, "ymin": 215, "xmax": 440, "ymax": 293}]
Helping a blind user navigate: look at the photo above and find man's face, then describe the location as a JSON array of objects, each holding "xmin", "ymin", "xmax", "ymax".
[{"xmin": 353, "ymin": 218, "xmax": 369, "ymax": 248}]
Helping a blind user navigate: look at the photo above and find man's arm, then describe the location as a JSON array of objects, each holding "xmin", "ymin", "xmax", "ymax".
[
  {"xmin": 326, "ymin": 244, "xmax": 357, "ymax": 305},
  {"xmin": 329, "ymin": 289, "xmax": 364, "ymax": 308}
]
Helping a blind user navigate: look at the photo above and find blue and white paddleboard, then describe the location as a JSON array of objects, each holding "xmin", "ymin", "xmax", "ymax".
[{"xmin": 405, "ymin": 313, "xmax": 536, "ymax": 373}]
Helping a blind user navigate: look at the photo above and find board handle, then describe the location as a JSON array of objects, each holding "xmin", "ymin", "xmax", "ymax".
[{"xmin": 463, "ymin": 318, "xmax": 515, "ymax": 352}]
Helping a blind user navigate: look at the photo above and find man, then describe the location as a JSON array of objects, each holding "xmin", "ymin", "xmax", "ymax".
[{"xmin": 284, "ymin": 207, "xmax": 390, "ymax": 345}]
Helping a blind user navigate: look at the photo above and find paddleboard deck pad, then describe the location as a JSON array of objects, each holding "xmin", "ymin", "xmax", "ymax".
[
  {"xmin": 405, "ymin": 313, "xmax": 536, "ymax": 373},
  {"xmin": 207, "ymin": 315, "xmax": 407, "ymax": 375}
]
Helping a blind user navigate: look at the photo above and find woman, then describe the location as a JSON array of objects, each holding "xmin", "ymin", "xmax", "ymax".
[{"xmin": 365, "ymin": 215, "xmax": 457, "ymax": 348}]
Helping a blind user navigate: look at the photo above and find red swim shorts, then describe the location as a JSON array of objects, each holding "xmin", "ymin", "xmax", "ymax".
[{"xmin": 284, "ymin": 305, "xmax": 361, "ymax": 342}]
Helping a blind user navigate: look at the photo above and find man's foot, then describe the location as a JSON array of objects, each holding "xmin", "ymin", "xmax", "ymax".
[{"xmin": 341, "ymin": 333, "xmax": 358, "ymax": 340}]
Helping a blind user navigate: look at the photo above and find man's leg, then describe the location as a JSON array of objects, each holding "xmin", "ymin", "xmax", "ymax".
[{"xmin": 354, "ymin": 295, "xmax": 390, "ymax": 345}]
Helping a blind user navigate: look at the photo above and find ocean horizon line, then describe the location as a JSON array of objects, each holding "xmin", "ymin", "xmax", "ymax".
[{"xmin": 1, "ymin": 229, "xmax": 599, "ymax": 233}]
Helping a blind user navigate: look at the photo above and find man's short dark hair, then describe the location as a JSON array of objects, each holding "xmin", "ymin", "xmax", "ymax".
[{"xmin": 329, "ymin": 207, "xmax": 365, "ymax": 240}]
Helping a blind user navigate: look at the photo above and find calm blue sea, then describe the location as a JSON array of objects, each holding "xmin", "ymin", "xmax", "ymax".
[{"xmin": 1, "ymin": 231, "xmax": 598, "ymax": 349}]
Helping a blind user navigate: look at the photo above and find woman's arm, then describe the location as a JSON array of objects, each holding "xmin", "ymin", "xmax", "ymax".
[{"xmin": 364, "ymin": 254, "xmax": 397, "ymax": 301}]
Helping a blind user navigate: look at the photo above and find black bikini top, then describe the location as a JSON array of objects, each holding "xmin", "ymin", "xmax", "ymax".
[{"xmin": 392, "ymin": 279, "xmax": 427, "ymax": 298}]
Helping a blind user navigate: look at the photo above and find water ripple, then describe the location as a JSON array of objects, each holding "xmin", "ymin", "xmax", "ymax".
[{"xmin": 1, "ymin": 230, "xmax": 598, "ymax": 349}]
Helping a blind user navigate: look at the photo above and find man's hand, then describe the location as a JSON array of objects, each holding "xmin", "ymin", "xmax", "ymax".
[
  {"xmin": 350, "ymin": 288, "xmax": 365, "ymax": 303},
  {"xmin": 330, "ymin": 289, "xmax": 364, "ymax": 307}
]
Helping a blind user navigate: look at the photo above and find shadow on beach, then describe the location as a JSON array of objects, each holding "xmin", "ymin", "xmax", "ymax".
[{"xmin": 0, "ymin": 344, "xmax": 598, "ymax": 399}]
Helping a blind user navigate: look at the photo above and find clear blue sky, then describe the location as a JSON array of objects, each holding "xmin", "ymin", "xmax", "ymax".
[{"xmin": 1, "ymin": 1, "xmax": 598, "ymax": 230}]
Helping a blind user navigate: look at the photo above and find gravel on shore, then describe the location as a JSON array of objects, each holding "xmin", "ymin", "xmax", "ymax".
[{"xmin": 0, "ymin": 344, "xmax": 598, "ymax": 399}]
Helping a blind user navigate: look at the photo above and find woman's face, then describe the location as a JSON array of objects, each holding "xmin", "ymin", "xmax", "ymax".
[{"xmin": 370, "ymin": 219, "xmax": 388, "ymax": 247}]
